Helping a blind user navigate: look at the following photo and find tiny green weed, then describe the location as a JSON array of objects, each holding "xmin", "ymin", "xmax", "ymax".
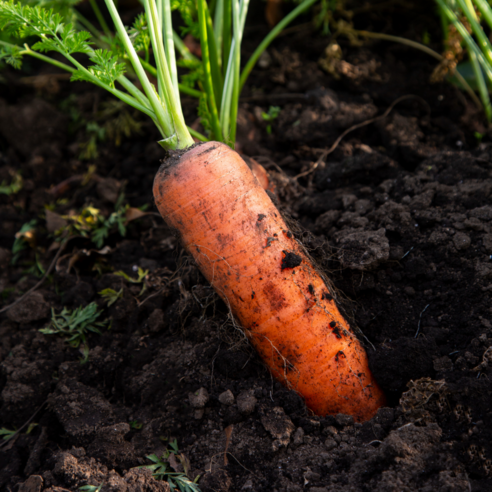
[
  {"xmin": 57, "ymin": 205, "xmax": 101, "ymax": 238},
  {"xmin": 141, "ymin": 439, "xmax": 201, "ymax": 492},
  {"xmin": 114, "ymin": 267, "xmax": 148, "ymax": 296},
  {"xmin": 314, "ymin": 0, "xmax": 340, "ymax": 36},
  {"xmin": 79, "ymin": 484, "xmax": 103, "ymax": 492},
  {"xmin": 0, "ymin": 427, "xmax": 16, "ymax": 440},
  {"xmin": 40, "ymin": 302, "xmax": 108, "ymax": 363},
  {"xmin": 261, "ymin": 106, "xmax": 281, "ymax": 134},
  {"xmin": 0, "ymin": 422, "xmax": 38, "ymax": 441},
  {"xmin": 99, "ymin": 287, "xmax": 123, "ymax": 306},
  {"xmin": 11, "ymin": 219, "xmax": 37, "ymax": 265},
  {"xmin": 115, "ymin": 267, "xmax": 148, "ymax": 284},
  {"xmin": 0, "ymin": 170, "xmax": 22, "ymax": 195},
  {"xmin": 54, "ymin": 202, "xmax": 129, "ymax": 249},
  {"xmin": 474, "ymin": 131, "xmax": 484, "ymax": 143},
  {"xmin": 91, "ymin": 204, "xmax": 127, "ymax": 248}
]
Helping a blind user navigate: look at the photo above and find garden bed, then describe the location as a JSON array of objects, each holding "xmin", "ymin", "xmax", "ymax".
[{"xmin": 1, "ymin": 2, "xmax": 492, "ymax": 491}]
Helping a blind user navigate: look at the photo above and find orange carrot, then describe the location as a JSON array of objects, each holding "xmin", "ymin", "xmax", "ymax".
[{"xmin": 154, "ymin": 142, "xmax": 386, "ymax": 422}]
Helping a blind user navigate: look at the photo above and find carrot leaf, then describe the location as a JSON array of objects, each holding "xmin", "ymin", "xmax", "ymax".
[
  {"xmin": 0, "ymin": 41, "xmax": 23, "ymax": 68},
  {"xmin": 31, "ymin": 23, "xmax": 93, "ymax": 54},
  {"xmin": 71, "ymin": 49, "xmax": 125, "ymax": 88},
  {"xmin": 129, "ymin": 13, "xmax": 151, "ymax": 54},
  {"xmin": 173, "ymin": 0, "xmax": 199, "ymax": 38}
]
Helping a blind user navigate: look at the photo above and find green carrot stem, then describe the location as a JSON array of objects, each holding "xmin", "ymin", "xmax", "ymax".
[
  {"xmin": 140, "ymin": 56, "xmax": 202, "ymax": 98},
  {"xmin": 228, "ymin": 0, "xmax": 241, "ymax": 146},
  {"xmin": 18, "ymin": 44, "xmax": 74, "ymax": 73},
  {"xmin": 103, "ymin": 0, "xmax": 184, "ymax": 147},
  {"xmin": 179, "ymin": 84, "xmax": 203, "ymax": 98},
  {"xmin": 474, "ymin": 0, "xmax": 492, "ymax": 31},
  {"xmin": 89, "ymin": 0, "xmax": 112, "ymax": 38},
  {"xmin": 160, "ymin": 0, "xmax": 180, "ymax": 100},
  {"xmin": 188, "ymin": 126, "xmax": 209, "ymax": 141},
  {"xmin": 220, "ymin": 0, "xmax": 250, "ymax": 145},
  {"xmin": 213, "ymin": 0, "xmax": 224, "ymax": 65},
  {"xmin": 117, "ymin": 75, "xmax": 153, "ymax": 110},
  {"xmin": 435, "ymin": 0, "xmax": 492, "ymax": 120},
  {"xmin": 197, "ymin": 0, "xmax": 223, "ymax": 141},
  {"xmin": 143, "ymin": 0, "xmax": 191, "ymax": 147},
  {"xmin": 63, "ymin": 52, "xmax": 158, "ymax": 120},
  {"xmin": 205, "ymin": 5, "xmax": 223, "ymax": 109},
  {"xmin": 222, "ymin": 0, "xmax": 232, "ymax": 77},
  {"xmin": 456, "ymin": 0, "xmax": 492, "ymax": 67},
  {"xmin": 173, "ymin": 31, "xmax": 198, "ymax": 62},
  {"xmin": 74, "ymin": 11, "xmax": 105, "ymax": 41}
]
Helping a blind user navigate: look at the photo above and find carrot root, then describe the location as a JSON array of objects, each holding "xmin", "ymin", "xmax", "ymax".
[{"xmin": 153, "ymin": 141, "xmax": 386, "ymax": 422}]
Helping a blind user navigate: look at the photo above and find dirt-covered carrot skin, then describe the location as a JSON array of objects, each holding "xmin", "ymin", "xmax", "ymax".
[{"xmin": 153, "ymin": 142, "xmax": 386, "ymax": 422}]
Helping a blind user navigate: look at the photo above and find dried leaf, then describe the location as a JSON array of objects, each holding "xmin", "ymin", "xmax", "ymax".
[
  {"xmin": 224, "ymin": 424, "xmax": 234, "ymax": 465},
  {"xmin": 168, "ymin": 452, "xmax": 181, "ymax": 473},
  {"xmin": 265, "ymin": 0, "xmax": 283, "ymax": 28},
  {"xmin": 178, "ymin": 453, "xmax": 191, "ymax": 476},
  {"xmin": 125, "ymin": 207, "xmax": 149, "ymax": 223},
  {"xmin": 55, "ymin": 246, "xmax": 112, "ymax": 274}
]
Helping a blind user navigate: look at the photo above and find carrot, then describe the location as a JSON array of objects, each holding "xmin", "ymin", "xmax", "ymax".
[
  {"xmin": 154, "ymin": 141, "xmax": 386, "ymax": 422},
  {"xmin": 3, "ymin": 0, "xmax": 385, "ymax": 422}
]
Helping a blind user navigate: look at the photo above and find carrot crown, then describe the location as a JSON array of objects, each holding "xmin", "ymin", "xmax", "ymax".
[{"xmin": 0, "ymin": 0, "xmax": 317, "ymax": 150}]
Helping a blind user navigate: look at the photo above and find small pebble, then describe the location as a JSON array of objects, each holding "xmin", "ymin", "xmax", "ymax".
[
  {"xmin": 241, "ymin": 479, "xmax": 254, "ymax": 490},
  {"xmin": 453, "ymin": 232, "xmax": 471, "ymax": 251},
  {"xmin": 236, "ymin": 390, "xmax": 257, "ymax": 415},
  {"xmin": 335, "ymin": 414, "xmax": 354, "ymax": 427},
  {"xmin": 293, "ymin": 427, "xmax": 305, "ymax": 446},
  {"xmin": 324, "ymin": 438, "xmax": 337, "ymax": 451},
  {"xmin": 405, "ymin": 286, "xmax": 416, "ymax": 296},
  {"xmin": 219, "ymin": 390, "xmax": 235, "ymax": 406},
  {"xmin": 189, "ymin": 388, "xmax": 209, "ymax": 409}
]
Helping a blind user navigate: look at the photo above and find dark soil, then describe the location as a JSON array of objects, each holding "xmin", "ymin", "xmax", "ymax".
[{"xmin": 2, "ymin": 2, "xmax": 492, "ymax": 491}]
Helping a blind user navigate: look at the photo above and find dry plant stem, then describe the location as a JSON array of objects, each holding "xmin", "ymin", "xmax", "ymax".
[
  {"xmin": 154, "ymin": 142, "xmax": 386, "ymax": 421},
  {"xmin": 137, "ymin": 287, "xmax": 168, "ymax": 307},
  {"xmin": 0, "ymin": 239, "xmax": 67, "ymax": 315},
  {"xmin": 294, "ymin": 94, "xmax": 430, "ymax": 181},
  {"xmin": 224, "ymin": 424, "xmax": 233, "ymax": 465},
  {"xmin": 342, "ymin": 28, "xmax": 483, "ymax": 113}
]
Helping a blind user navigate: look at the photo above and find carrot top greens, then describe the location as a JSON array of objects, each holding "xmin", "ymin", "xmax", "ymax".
[
  {"xmin": 0, "ymin": 0, "xmax": 317, "ymax": 150},
  {"xmin": 435, "ymin": 0, "xmax": 492, "ymax": 121}
]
